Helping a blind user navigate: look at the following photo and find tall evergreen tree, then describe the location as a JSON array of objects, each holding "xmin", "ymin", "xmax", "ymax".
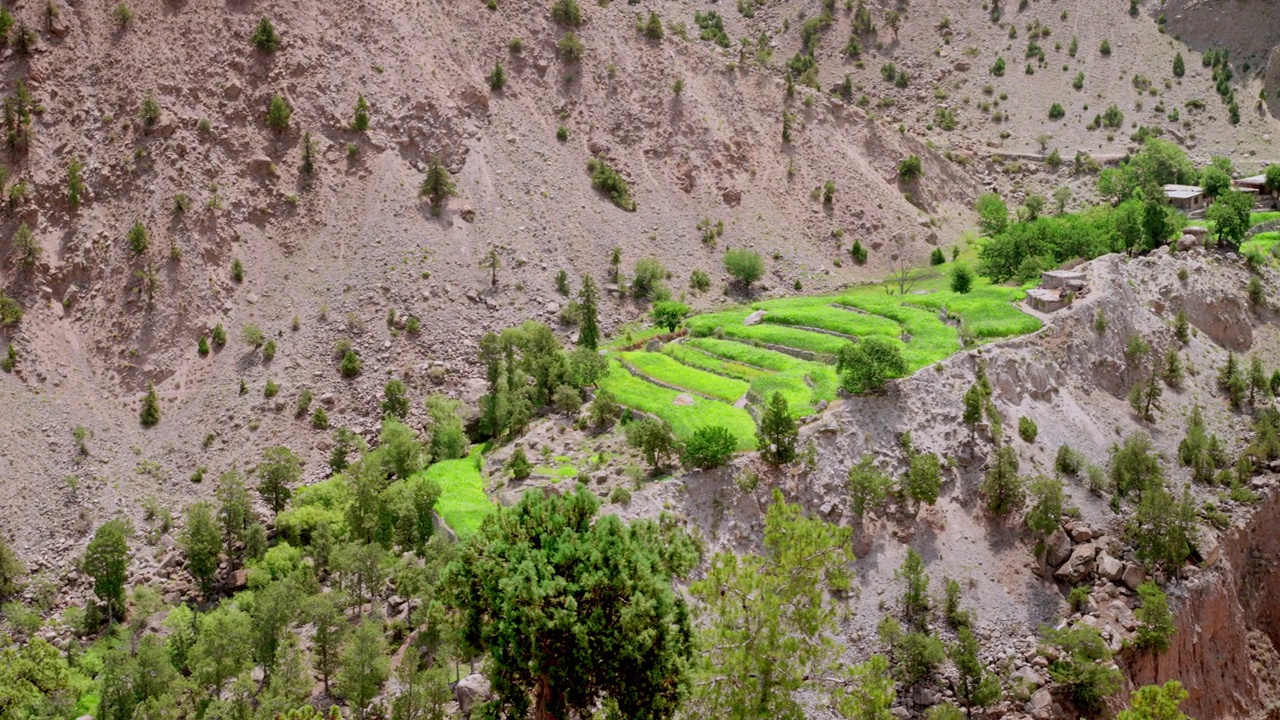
[
  {"xmin": 691, "ymin": 490, "xmax": 861, "ymax": 717},
  {"xmin": 215, "ymin": 471, "xmax": 254, "ymax": 569},
  {"xmin": 180, "ymin": 502, "xmax": 222, "ymax": 597},
  {"xmin": 336, "ymin": 619, "xmax": 391, "ymax": 720},
  {"xmin": 257, "ymin": 446, "xmax": 301, "ymax": 518},
  {"xmin": 444, "ymin": 487, "xmax": 698, "ymax": 720},
  {"xmin": 757, "ymin": 391, "xmax": 798, "ymax": 465},
  {"xmin": 84, "ymin": 518, "xmax": 131, "ymax": 621},
  {"xmin": 309, "ymin": 593, "xmax": 346, "ymax": 696},
  {"xmin": 577, "ymin": 275, "xmax": 600, "ymax": 350}
]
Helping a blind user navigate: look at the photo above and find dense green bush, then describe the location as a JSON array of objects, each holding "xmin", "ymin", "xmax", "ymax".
[
  {"xmin": 340, "ymin": 349, "xmax": 362, "ymax": 378},
  {"xmin": 1134, "ymin": 581, "xmax": 1175, "ymax": 653},
  {"xmin": 0, "ymin": 292, "xmax": 21, "ymax": 326},
  {"xmin": 898, "ymin": 155, "xmax": 922, "ymax": 180},
  {"xmin": 836, "ymin": 337, "xmax": 906, "ymax": 394},
  {"xmin": 550, "ymin": 0, "xmax": 581, "ymax": 26},
  {"xmin": 631, "ymin": 257, "xmax": 666, "ymax": 298},
  {"xmin": 488, "ymin": 60, "xmax": 506, "ymax": 90},
  {"xmin": 950, "ymin": 263, "xmax": 973, "ymax": 294},
  {"xmin": 682, "ymin": 426, "xmax": 737, "ymax": 469},
  {"xmin": 1018, "ymin": 416, "xmax": 1038, "ymax": 443},
  {"xmin": 557, "ymin": 32, "xmax": 584, "ymax": 61},
  {"xmin": 127, "ymin": 221, "xmax": 148, "ymax": 255},
  {"xmin": 352, "ymin": 94, "xmax": 370, "ymax": 131},
  {"xmin": 586, "ymin": 157, "xmax": 635, "ymax": 211},
  {"xmin": 723, "ymin": 248, "xmax": 764, "ymax": 290},
  {"xmin": 266, "ymin": 94, "xmax": 291, "ymax": 131}
]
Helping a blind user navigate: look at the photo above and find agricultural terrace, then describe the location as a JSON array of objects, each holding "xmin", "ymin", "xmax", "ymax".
[{"xmin": 598, "ymin": 270, "xmax": 1041, "ymax": 448}]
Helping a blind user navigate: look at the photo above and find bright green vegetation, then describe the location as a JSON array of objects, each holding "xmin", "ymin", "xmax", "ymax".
[
  {"xmin": 1251, "ymin": 212, "xmax": 1280, "ymax": 227},
  {"xmin": 533, "ymin": 464, "xmax": 579, "ymax": 482},
  {"xmin": 1242, "ymin": 231, "xmax": 1280, "ymax": 257},
  {"xmin": 661, "ymin": 343, "xmax": 771, "ymax": 381},
  {"xmin": 619, "ymin": 351, "xmax": 750, "ymax": 402},
  {"xmin": 419, "ymin": 448, "xmax": 492, "ymax": 537},
  {"xmin": 601, "ymin": 271, "xmax": 1037, "ymax": 449},
  {"xmin": 600, "ymin": 360, "xmax": 757, "ymax": 449}
]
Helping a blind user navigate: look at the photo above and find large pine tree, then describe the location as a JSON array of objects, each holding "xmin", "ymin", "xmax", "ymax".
[{"xmin": 444, "ymin": 486, "xmax": 698, "ymax": 720}]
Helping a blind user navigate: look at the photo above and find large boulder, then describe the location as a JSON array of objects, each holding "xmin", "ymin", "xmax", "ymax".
[
  {"xmin": 1045, "ymin": 528, "xmax": 1073, "ymax": 567},
  {"xmin": 1121, "ymin": 563, "xmax": 1147, "ymax": 591},
  {"xmin": 455, "ymin": 673, "xmax": 492, "ymax": 716},
  {"xmin": 1054, "ymin": 543, "xmax": 1097, "ymax": 584},
  {"xmin": 1096, "ymin": 552, "xmax": 1124, "ymax": 581}
]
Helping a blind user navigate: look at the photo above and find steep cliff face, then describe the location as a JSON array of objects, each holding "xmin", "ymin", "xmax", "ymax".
[{"xmin": 1128, "ymin": 484, "xmax": 1280, "ymax": 719}]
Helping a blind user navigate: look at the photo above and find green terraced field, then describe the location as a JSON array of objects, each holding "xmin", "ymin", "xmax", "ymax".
[
  {"xmin": 420, "ymin": 448, "xmax": 493, "ymax": 537},
  {"xmin": 619, "ymin": 351, "xmax": 750, "ymax": 402},
  {"xmin": 686, "ymin": 337, "xmax": 806, "ymax": 371},
  {"xmin": 757, "ymin": 304, "xmax": 903, "ymax": 339},
  {"xmin": 601, "ymin": 267, "xmax": 1039, "ymax": 452},
  {"xmin": 1252, "ymin": 212, "xmax": 1280, "ymax": 227},
  {"xmin": 598, "ymin": 360, "xmax": 758, "ymax": 449},
  {"xmin": 662, "ymin": 343, "xmax": 770, "ymax": 381},
  {"xmin": 1243, "ymin": 231, "xmax": 1280, "ymax": 257}
]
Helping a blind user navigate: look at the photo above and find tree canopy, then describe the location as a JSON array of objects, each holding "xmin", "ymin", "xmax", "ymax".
[{"xmin": 444, "ymin": 486, "xmax": 700, "ymax": 720}]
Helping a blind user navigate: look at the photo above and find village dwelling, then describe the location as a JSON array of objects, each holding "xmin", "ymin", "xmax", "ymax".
[
  {"xmin": 1163, "ymin": 184, "xmax": 1209, "ymax": 212},
  {"xmin": 1027, "ymin": 270, "xmax": 1087, "ymax": 313},
  {"xmin": 1235, "ymin": 175, "xmax": 1279, "ymax": 208}
]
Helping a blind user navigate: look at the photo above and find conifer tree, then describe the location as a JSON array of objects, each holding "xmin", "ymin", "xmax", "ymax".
[
  {"xmin": 757, "ymin": 391, "xmax": 798, "ymax": 465},
  {"xmin": 352, "ymin": 94, "xmax": 370, "ymax": 131},
  {"xmin": 577, "ymin": 275, "xmax": 600, "ymax": 350},
  {"xmin": 139, "ymin": 383, "xmax": 160, "ymax": 427}
]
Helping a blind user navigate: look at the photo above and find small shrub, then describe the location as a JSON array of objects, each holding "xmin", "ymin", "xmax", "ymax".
[
  {"xmin": 295, "ymin": 389, "xmax": 313, "ymax": 418},
  {"xmin": 488, "ymin": 60, "xmax": 506, "ymax": 91},
  {"xmin": 898, "ymin": 155, "xmax": 923, "ymax": 180},
  {"xmin": 507, "ymin": 447, "xmax": 532, "ymax": 479},
  {"xmin": 251, "ymin": 16, "xmax": 281, "ymax": 52},
  {"xmin": 262, "ymin": 339, "xmax": 277, "ymax": 361},
  {"xmin": 609, "ymin": 486, "xmax": 632, "ymax": 504},
  {"xmin": 550, "ymin": 0, "xmax": 581, "ymax": 26},
  {"xmin": 352, "ymin": 94, "xmax": 370, "ymax": 131},
  {"xmin": 1055, "ymin": 445, "xmax": 1083, "ymax": 476},
  {"xmin": 139, "ymin": 94, "xmax": 161, "ymax": 126},
  {"xmin": 1067, "ymin": 585, "xmax": 1090, "ymax": 611},
  {"xmin": 231, "ymin": 258, "xmax": 244, "ymax": 283},
  {"xmin": 1248, "ymin": 277, "xmax": 1264, "ymax": 307},
  {"xmin": 340, "ymin": 349, "xmax": 362, "ymax": 378},
  {"xmin": 1048, "ymin": 103, "xmax": 1065, "ymax": 120},
  {"xmin": 930, "ymin": 248, "xmax": 946, "ymax": 266},
  {"xmin": 139, "ymin": 383, "xmax": 160, "ymax": 427},
  {"xmin": 586, "ymin": 157, "xmax": 636, "ymax": 211},
  {"xmin": 556, "ymin": 125, "xmax": 569, "ymax": 141},
  {"xmin": 557, "ymin": 32, "xmax": 584, "ymax": 61},
  {"xmin": 311, "ymin": 406, "xmax": 329, "ymax": 429},
  {"xmin": 211, "ymin": 324, "xmax": 227, "ymax": 348},
  {"xmin": 263, "ymin": 380, "xmax": 280, "ymax": 398},
  {"xmin": 266, "ymin": 94, "xmax": 291, "ymax": 131},
  {"xmin": 850, "ymin": 240, "xmax": 868, "ymax": 264},
  {"xmin": 1018, "ymin": 416, "xmax": 1038, "ymax": 443},
  {"xmin": 419, "ymin": 159, "xmax": 457, "ymax": 216},
  {"xmin": 112, "ymin": 3, "xmax": 133, "ymax": 27},
  {"xmin": 1099, "ymin": 39, "xmax": 1111, "ymax": 56}
]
